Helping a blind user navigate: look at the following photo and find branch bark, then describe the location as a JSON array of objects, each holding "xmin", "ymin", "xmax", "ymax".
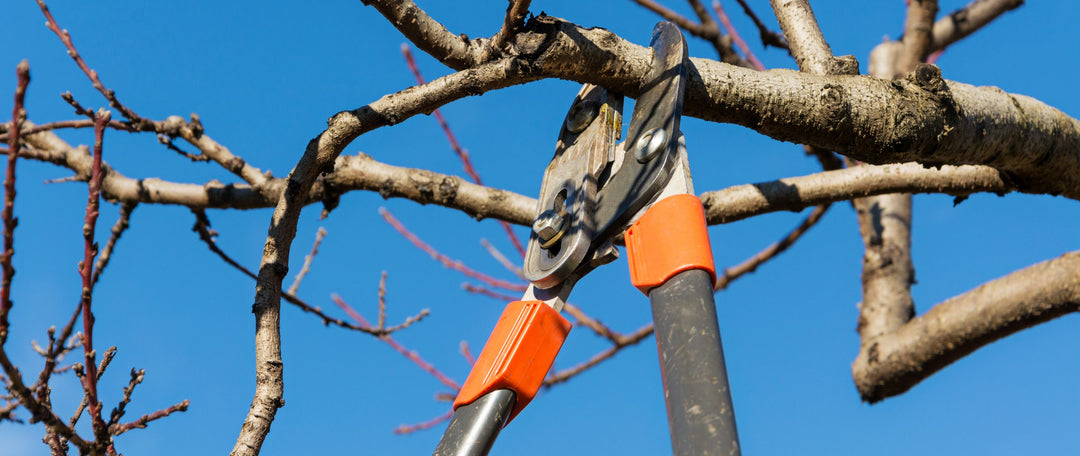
[
  {"xmin": 853, "ymin": 251, "xmax": 1080, "ymax": 402},
  {"xmin": 230, "ymin": 55, "xmax": 542, "ymax": 456}
]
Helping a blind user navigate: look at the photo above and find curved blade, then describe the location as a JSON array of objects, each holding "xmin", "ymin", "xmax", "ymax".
[{"xmin": 592, "ymin": 21, "xmax": 689, "ymax": 244}]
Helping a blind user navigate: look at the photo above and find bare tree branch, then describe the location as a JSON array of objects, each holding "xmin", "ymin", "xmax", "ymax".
[
  {"xmin": 769, "ymin": 0, "xmax": 839, "ymax": 75},
  {"xmin": 930, "ymin": 0, "xmax": 1024, "ymax": 53},
  {"xmin": 853, "ymin": 251, "xmax": 1080, "ymax": 402}
]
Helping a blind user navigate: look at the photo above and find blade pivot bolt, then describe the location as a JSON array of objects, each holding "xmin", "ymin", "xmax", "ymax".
[
  {"xmin": 634, "ymin": 127, "xmax": 667, "ymax": 163},
  {"xmin": 533, "ymin": 209, "xmax": 569, "ymax": 248}
]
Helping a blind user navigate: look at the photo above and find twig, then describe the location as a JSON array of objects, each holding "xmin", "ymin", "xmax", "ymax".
[
  {"xmin": 107, "ymin": 368, "xmax": 144, "ymax": 428},
  {"xmin": 459, "ymin": 341, "xmax": 475, "ymax": 366},
  {"xmin": 491, "ymin": 0, "xmax": 533, "ymax": 52},
  {"xmin": 544, "ymin": 324, "xmax": 654, "ymax": 386},
  {"xmin": 92, "ymin": 202, "xmax": 136, "ymax": 286},
  {"xmin": 376, "ymin": 272, "xmax": 388, "ymax": 330},
  {"xmin": 190, "ymin": 210, "xmax": 406, "ymax": 335},
  {"xmin": 1, "ymin": 61, "xmax": 29, "ymax": 344},
  {"xmin": 79, "ymin": 110, "xmax": 110, "ymax": 448},
  {"xmin": 633, "ymin": 0, "xmax": 710, "ymax": 38},
  {"xmin": 715, "ymin": 204, "xmax": 829, "ymax": 290},
  {"xmin": 479, "ymin": 239, "xmax": 524, "ymax": 279},
  {"xmin": 735, "ymin": 0, "xmax": 789, "ymax": 49},
  {"xmin": 156, "ymin": 134, "xmax": 208, "ymax": 162},
  {"xmin": 929, "ymin": 0, "xmax": 1023, "ymax": 54},
  {"xmin": 287, "ymin": 227, "xmax": 327, "ymax": 295},
  {"xmin": 393, "ymin": 409, "xmax": 454, "ymax": 435},
  {"xmin": 686, "ymin": 0, "xmax": 741, "ymax": 63},
  {"xmin": 0, "ymin": 119, "xmax": 133, "ymax": 143},
  {"xmin": 713, "ymin": 1, "xmax": 766, "ymax": 70},
  {"xmin": 331, "ymin": 294, "xmax": 454, "ymax": 389},
  {"xmin": 379, "ymin": 208, "xmax": 526, "ymax": 292},
  {"xmin": 400, "ymin": 45, "xmax": 527, "ymax": 258},
  {"xmin": 35, "ymin": 0, "xmax": 149, "ymax": 129},
  {"xmin": 110, "ymin": 399, "xmax": 189, "ymax": 436}
]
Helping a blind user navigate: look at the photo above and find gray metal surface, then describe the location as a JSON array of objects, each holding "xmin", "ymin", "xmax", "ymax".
[
  {"xmin": 650, "ymin": 269, "xmax": 741, "ymax": 456},
  {"xmin": 433, "ymin": 389, "xmax": 516, "ymax": 456},
  {"xmin": 592, "ymin": 21, "xmax": 689, "ymax": 244},
  {"xmin": 523, "ymin": 84, "xmax": 622, "ymax": 289}
]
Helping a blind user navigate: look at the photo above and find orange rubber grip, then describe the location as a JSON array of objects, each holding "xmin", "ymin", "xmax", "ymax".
[
  {"xmin": 626, "ymin": 194, "xmax": 716, "ymax": 294},
  {"xmin": 454, "ymin": 300, "xmax": 571, "ymax": 424}
]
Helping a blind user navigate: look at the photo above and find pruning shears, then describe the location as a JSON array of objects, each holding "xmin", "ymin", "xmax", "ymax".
[{"xmin": 435, "ymin": 22, "xmax": 741, "ymax": 456}]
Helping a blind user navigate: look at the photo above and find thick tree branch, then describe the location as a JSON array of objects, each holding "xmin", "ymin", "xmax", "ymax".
[
  {"xmin": 231, "ymin": 55, "xmax": 541, "ymax": 456},
  {"xmin": 10, "ymin": 16, "xmax": 1080, "ymax": 201},
  {"xmin": 361, "ymin": 0, "xmax": 490, "ymax": 68},
  {"xmin": 930, "ymin": 0, "xmax": 1024, "ymax": 53},
  {"xmin": 9, "ymin": 126, "xmax": 1026, "ymax": 227},
  {"xmin": 853, "ymin": 251, "xmax": 1080, "ymax": 402},
  {"xmin": 898, "ymin": 0, "xmax": 939, "ymax": 72},
  {"xmin": 769, "ymin": 0, "xmax": 836, "ymax": 75}
]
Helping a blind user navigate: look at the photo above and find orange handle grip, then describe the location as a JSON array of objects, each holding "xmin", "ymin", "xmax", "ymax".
[
  {"xmin": 626, "ymin": 194, "xmax": 716, "ymax": 294},
  {"xmin": 454, "ymin": 300, "xmax": 571, "ymax": 424}
]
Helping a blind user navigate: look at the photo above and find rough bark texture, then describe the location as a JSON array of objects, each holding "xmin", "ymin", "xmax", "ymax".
[{"xmin": 853, "ymin": 252, "xmax": 1080, "ymax": 402}]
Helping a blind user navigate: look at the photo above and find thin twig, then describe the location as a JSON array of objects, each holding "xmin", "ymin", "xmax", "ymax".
[
  {"xmin": 459, "ymin": 341, "xmax": 475, "ymax": 366},
  {"xmin": 479, "ymin": 239, "xmax": 524, "ymax": 279},
  {"xmin": 715, "ymin": 204, "xmax": 829, "ymax": 290},
  {"xmin": 287, "ymin": 227, "xmax": 327, "ymax": 295},
  {"xmin": 544, "ymin": 324, "xmax": 654, "ymax": 386},
  {"xmin": 713, "ymin": 1, "xmax": 766, "ymax": 70},
  {"xmin": 462, "ymin": 283, "xmax": 622, "ymax": 343},
  {"xmin": 79, "ymin": 110, "xmax": 110, "ymax": 448},
  {"xmin": 110, "ymin": 399, "xmax": 189, "ymax": 436},
  {"xmin": 190, "ymin": 210, "xmax": 410, "ymax": 335},
  {"xmin": 92, "ymin": 202, "xmax": 136, "ymax": 286},
  {"xmin": 379, "ymin": 208, "xmax": 526, "ymax": 292},
  {"xmin": 376, "ymin": 271, "xmax": 388, "ymax": 330},
  {"xmin": 331, "ymin": 294, "xmax": 453, "ymax": 389},
  {"xmin": 393, "ymin": 409, "xmax": 454, "ymax": 435},
  {"xmin": 735, "ymin": 0, "xmax": 789, "ymax": 50},
  {"xmin": 35, "ymin": 0, "xmax": 149, "ymax": 129},
  {"xmin": 400, "ymin": 45, "xmax": 527, "ymax": 258},
  {"xmin": 491, "ymin": 0, "xmax": 533, "ymax": 52},
  {"xmin": 107, "ymin": 368, "xmax": 144, "ymax": 428},
  {"xmin": 156, "ymin": 134, "xmax": 208, "ymax": 162},
  {"xmin": 1, "ymin": 61, "xmax": 29, "ymax": 345}
]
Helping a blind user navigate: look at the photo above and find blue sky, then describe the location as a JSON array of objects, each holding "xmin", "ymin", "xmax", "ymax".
[{"xmin": 2, "ymin": 1, "xmax": 1078, "ymax": 455}]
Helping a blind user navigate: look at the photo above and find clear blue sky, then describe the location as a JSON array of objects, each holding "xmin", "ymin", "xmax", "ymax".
[{"xmin": 2, "ymin": 1, "xmax": 1078, "ymax": 454}]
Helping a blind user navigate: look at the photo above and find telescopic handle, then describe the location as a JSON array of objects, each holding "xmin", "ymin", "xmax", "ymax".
[
  {"xmin": 625, "ymin": 193, "xmax": 741, "ymax": 456},
  {"xmin": 649, "ymin": 268, "xmax": 740, "ymax": 456},
  {"xmin": 433, "ymin": 389, "xmax": 515, "ymax": 456},
  {"xmin": 434, "ymin": 301, "xmax": 571, "ymax": 456}
]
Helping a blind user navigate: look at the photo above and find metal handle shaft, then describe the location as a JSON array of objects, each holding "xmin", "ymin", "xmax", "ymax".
[
  {"xmin": 433, "ymin": 389, "xmax": 515, "ymax": 456},
  {"xmin": 649, "ymin": 268, "xmax": 741, "ymax": 456}
]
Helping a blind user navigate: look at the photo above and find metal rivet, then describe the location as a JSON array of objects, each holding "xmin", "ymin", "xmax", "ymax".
[
  {"xmin": 634, "ymin": 127, "xmax": 667, "ymax": 163},
  {"xmin": 533, "ymin": 209, "xmax": 568, "ymax": 248},
  {"xmin": 565, "ymin": 102, "xmax": 599, "ymax": 134}
]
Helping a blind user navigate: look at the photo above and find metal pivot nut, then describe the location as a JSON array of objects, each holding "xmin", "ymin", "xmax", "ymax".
[
  {"xmin": 533, "ymin": 209, "xmax": 568, "ymax": 249},
  {"xmin": 634, "ymin": 127, "xmax": 667, "ymax": 163},
  {"xmin": 565, "ymin": 101, "xmax": 599, "ymax": 134}
]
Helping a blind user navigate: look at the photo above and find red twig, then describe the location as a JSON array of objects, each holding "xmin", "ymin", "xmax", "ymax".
[
  {"xmin": 733, "ymin": 0, "xmax": 790, "ymax": 50},
  {"xmin": 331, "ymin": 294, "xmax": 460, "ymax": 391},
  {"xmin": 79, "ymin": 109, "xmax": 110, "ymax": 443},
  {"xmin": 1, "ymin": 61, "xmax": 29, "ymax": 344},
  {"xmin": 459, "ymin": 341, "xmax": 476, "ymax": 367},
  {"xmin": 393, "ymin": 408, "xmax": 454, "ymax": 435},
  {"xmin": 35, "ymin": 0, "xmax": 147, "ymax": 128},
  {"xmin": 927, "ymin": 49, "xmax": 944, "ymax": 64},
  {"xmin": 400, "ymin": 45, "xmax": 527, "ymax": 258},
  {"xmin": 110, "ymin": 399, "xmax": 190, "ymax": 436},
  {"xmin": 713, "ymin": 1, "xmax": 766, "ymax": 71},
  {"xmin": 379, "ymin": 208, "xmax": 526, "ymax": 292},
  {"xmin": 480, "ymin": 238, "xmax": 525, "ymax": 279}
]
